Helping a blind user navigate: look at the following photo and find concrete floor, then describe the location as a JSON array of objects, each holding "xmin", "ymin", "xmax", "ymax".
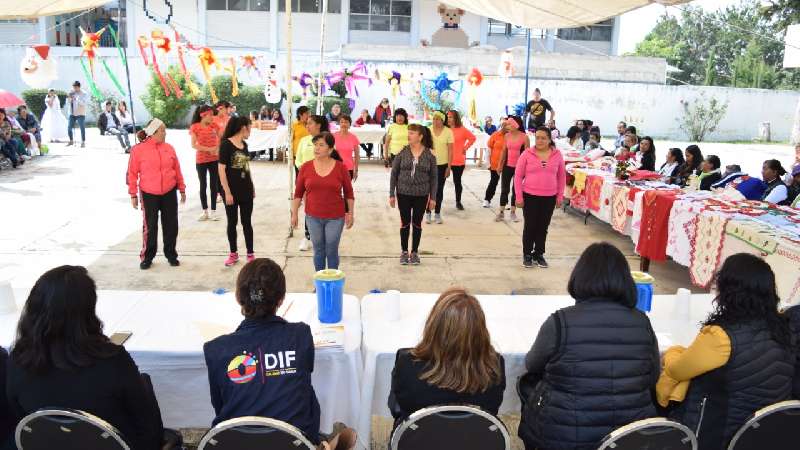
[{"xmin": 5, "ymin": 129, "xmax": 784, "ymax": 297}]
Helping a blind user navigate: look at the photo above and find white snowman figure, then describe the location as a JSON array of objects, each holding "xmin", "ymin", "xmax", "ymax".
[
  {"xmin": 264, "ymin": 65, "xmax": 282, "ymax": 104},
  {"xmin": 20, "ymin": 45, "xmax": 58, "ymax": 88}
]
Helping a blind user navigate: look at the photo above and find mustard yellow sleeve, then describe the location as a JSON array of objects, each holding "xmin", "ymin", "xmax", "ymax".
[{"xmin": 656, "ymin": 325, "xmax": 731, "ymax": 406}]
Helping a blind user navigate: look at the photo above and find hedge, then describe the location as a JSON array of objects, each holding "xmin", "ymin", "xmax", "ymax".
[{"xmin": 21, "ymin": 89, "xmax": 68, "ymax": 120}]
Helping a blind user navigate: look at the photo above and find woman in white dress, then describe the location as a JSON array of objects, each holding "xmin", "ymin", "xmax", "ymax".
[{"xmin": 41, "ymin": 89, "xmax": 69, "ymax": 143}]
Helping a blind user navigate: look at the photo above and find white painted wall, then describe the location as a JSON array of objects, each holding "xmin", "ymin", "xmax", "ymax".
[
  {"xmin": 553, "ymin": 39, "xmax": 612, "ymax": 55},
  {"xmin": 0, "ymin": 21, "xmax": 38, "ymax": 45},
  {"xmin": 206, "ymin": 11, "xmax": 272, "ymax": 48},
  {"xmin": 277, "ymin": 13, "xmax": 342, "ymax": 51}
]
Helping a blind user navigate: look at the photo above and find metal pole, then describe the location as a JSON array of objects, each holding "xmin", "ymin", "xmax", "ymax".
[
  {"xmin": 286, "ymin": 0, "xmax": 295, "ymax": 237},
  {"xmin": 524, "ymin": 27, "xmax": 531, "ymax": 106},
  {"xmin": 119, "ymin": 4, "xmax": 137, "ymax": 141},
  {"xmin": 316, "ymin": 0, "xmax": 328, "ymax": 115}
]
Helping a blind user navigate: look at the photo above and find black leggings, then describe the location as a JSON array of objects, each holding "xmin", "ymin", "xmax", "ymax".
[
  {"xmin": 360, "ymin": 143, "xmax": 373, "ymax": 157},
  {"xmin": 499, "ymin": 165, "xmax": 516, "ymax": 207},
  {"xmin": 451, "ymin": 165, "xmax": 465, "ymax": 204},
  {"xmin": 225, "ymin": 199, "xmax": 254, "ymax": 254},
  {"xmin": 522, "ymin": 194, "xmax": 556, "ymax": 257},
  {"xmin": 398, "ymin": 194, "xmax": 427, "ymax": 253},
  {"xmin": 196, "ymin": 161, "xmax": 219, "ymax": 211},
  {"xmin": 294, "ymin": 166, "xmax": 311, "ymax": 239},
  {"xmin": 432, "ymin": 164, "xmax": 448, "ymax": 214},
  {"xmin": 485, "ymin": 170, "xmax": 500, "ymax": 202}
]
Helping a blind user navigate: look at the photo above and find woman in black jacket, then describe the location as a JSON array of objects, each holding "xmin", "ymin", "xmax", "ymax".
[
  {"xmin": 389, "ymin": 288, "xmax": 505, "ymax": 426},
  {"xmin": 698, "ymin": 155, "xmax": 722, "ymax": 190},
  {"xmin": 659, "ymin": 148, "xmax": 684, "ymax": 184},
  {"xmin": 0, "ymin": 346, "xmax": 12, "ymax": 450},
  {"xmin": 675, "ymin": 144, "xmax": 703, "ymax": 187},
  {"xmin": 637, "ymin": 136, "xmax": 656, "ymax": 171},
  {"xmin": 518, "ymin": 242, "xmax": 659, "ymax": 450},
  {"xmin": 7, "ymin": 266, "xmax": 167, "ymax": 450}
]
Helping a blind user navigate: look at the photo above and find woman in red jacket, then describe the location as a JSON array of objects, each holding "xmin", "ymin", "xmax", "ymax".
[{"xmin": 126, "ymin": 118, "xmax": 187, "ymax": 270}]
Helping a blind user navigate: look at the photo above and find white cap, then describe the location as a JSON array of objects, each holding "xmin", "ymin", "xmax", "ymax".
[{"xmin": 144, "ymin": 118, "xmax": 165, "ymax": 137}]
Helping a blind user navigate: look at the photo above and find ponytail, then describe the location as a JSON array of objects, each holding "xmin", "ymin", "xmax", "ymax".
[
  {"xmin": 136, "ymin": 129, "xmax": 148, "ymax": 143},
  {"xmin": 421, "ymin": 126, "xmax": 434, "ymax": 149}
]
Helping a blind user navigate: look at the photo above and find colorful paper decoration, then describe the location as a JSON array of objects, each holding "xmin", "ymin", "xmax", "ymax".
[
  {"xmin": 224, "ymin": 58, "xmax": 239, "ymax": 97},
  {"xmin": 79, "ymin": 26, "xmax": 105, "ymax": 78},
  {"xmin": 293, "ymin": 72, "xmax": 313, "ymax": 100},
  {"xmin": 240, "ymin": 55, "xmax": 262, "ymax": 80},
  {"xmin": 499, "ymin": 50, "xmax": 514, "ymax": 77},
  {"xmin": 325, "ymin": 61, "xmax": 372, "ymax": 109},
  {"xmin": 174, "ymin": 30, "xmax": 201, "ymax": 99},
  {"xmin": 466, "ymin": 68, "xmax": 483, "ymax": 123},
  {"xmin": 19, "ymin": 45, "xmax": 58, "ymax": 89},
  {"xmin": 147, "ymin": 30, "xmax": 182, "ymax": 98},
  {"xmin": 420, "ymin": 72, "xmax": 463, "ymax": 111},
  {"xmin": 199, "ymin": 47, "xmax": 220, "ymax": 103}
]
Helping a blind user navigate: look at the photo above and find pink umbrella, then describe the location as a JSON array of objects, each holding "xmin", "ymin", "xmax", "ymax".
[{"xmin": 0, "ymin": 90, "xmax": 25, "ymax": 108}]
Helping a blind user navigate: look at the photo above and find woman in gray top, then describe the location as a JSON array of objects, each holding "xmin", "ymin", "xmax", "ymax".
[{"xmin": 389, "ymin": 123, "xmax": 438, "ymax": 265}]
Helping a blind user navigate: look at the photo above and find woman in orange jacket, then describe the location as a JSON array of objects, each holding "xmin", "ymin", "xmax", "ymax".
[
  {"xmin": 482, "ymin": 118, "xmax": 507, "ymax": 208},
  {"xmin": 126, "ymin": 118, "xmax": 187, "ymax": 270}
]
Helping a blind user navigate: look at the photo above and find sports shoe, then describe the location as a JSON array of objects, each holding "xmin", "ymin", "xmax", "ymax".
[
  {"xmin": 80, "ymin": 142, "xmax": 85, "ymax": 148},
  {"xmin": 224, "ymin": 252, "xmax": 239, "ymax": 267},
  {"xmin": 523, "ymin": 255, "xmax": 534, "ymax": 268},
  {"xmin": 198, "ymin": 210, "xmax": 209, "ymax": 221},
  {"xmin": 482, "ymin": 200, "xmax": 490, "ymax": 208},
  {"xmin": 510, "ymin": 211, "xmax": 520, "ymax": 222},
  {"xmin": 168, "ymin": 259, "xmax": 180, "ymax": 267},
  {"xmin": 210, "ymin": 210, "xmax": 220, "ymax": 221},
  {"xmin": 434, "ymin": 213, "xmax": 443, "ymax": 224},
  {"xmin": 409, "ymin": 252, "xmax": 421, "ymax": 265},
  {"xmin": 246, "ymin": 253, "xmax": 256, "ymax": 263},
  {"xmin": 425, "ymin": 212, "xmax": 432, "ymax": 224},
  {"xmin": 400, "ymin": 251, "xmax": 409, "ymax": 265},
  {"xmin": 66, "ymin": 141, "xmax": 74, "ymax": 147},
  {"xmin": 298, "ymin": 238, "xmax": 310, "ymax": 251},
  {"xmin": 456, "ymin": 202, "xmax": 464, "ymax": 210},
  {"xmin": 495, "ymin": 212, "xmax": 505, "ymax": 222},
  {"xmin": 139, "ymin": 260, "xmax": 152, "ymax": 270},
  {"xmin": 534, "ymin": 255, "xmax": 549, "ymax": 268}
]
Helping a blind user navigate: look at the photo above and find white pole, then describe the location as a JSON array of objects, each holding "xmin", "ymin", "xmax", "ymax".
[
  {"xmin": 316, "ymin": 0, "xmax": 328, "ymax": 115},
  {"xmin": 285, "ymin": 0, "xmax": 295, "ymax": 237}
]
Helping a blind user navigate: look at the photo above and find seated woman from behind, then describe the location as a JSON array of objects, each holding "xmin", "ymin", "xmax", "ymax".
[
  {"xmin": 388, "ymin": 288, "xmax": 505, "ymax": 425},
  {"xmin": 657, "ymin": 253, "xmax": 795, "ymax": 450},
  {"xmin": 518, "ymin": 242, "xmax": 659, "ymax": 450},
  {"xmin": 203, "ymin": 258, "xmax": 356, "ymax": 450}
]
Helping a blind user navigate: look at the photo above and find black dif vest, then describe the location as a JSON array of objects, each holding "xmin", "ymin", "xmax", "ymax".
[
  {"xmin": 669, "ymin": 320, "xmax": 795, "ymax": 450},
  {"xmin": 762, "ymin": 178, "xmax": 790, "ymax": 205},
  {"xmin": 519, "ymin": 299, "xmax": 658, "ymax": 450}
]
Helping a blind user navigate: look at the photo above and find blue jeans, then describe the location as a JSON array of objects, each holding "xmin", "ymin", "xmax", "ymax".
[
  {"xmin": 68, "ymin": 115, "xmax": 86, "ymax": 143},
  {"xmin": 306, "ymin": 215, "xmax": 345, "ymax": 271}
]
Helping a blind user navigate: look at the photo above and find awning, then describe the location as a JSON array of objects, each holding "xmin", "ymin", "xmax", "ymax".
[{"xmin": 0, "ymin": 1, "xmax": 111, "ymax": 19}]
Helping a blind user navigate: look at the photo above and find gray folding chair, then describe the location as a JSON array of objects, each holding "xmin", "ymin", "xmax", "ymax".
[
  {"xmin": 597, "ymin": 417, "xmax": 697, "ymax": 450},
  {"xmin": 197, "ymin": 416, "xmax": 315, "ymax": 450},
  {"xmin": 727, "ymin": 400, "xmax": 800, "ymax": 450},
  {"xmin": 15, "ymin": 408, "xmax": 130, "ymax": 450},
  {"xmin": 390, "ymin": 404, "xmax": 510, "ymax": 450}
]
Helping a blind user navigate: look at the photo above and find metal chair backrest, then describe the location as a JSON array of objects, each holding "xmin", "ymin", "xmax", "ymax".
[
  {"xmin": 197, "ymin": 416, "xmax": 316, "ymax": 450},
  {"xmin": 727, "ymin": 400, "xmax": 800, "ymax": 450},
  {"xmin": 390, "ymin": 404, "xmax": 510, "ymax": 450},
  {"xmin": 15, "ymin": 408, "xmax": 130, "ymax": 450},
  {"xmin": 597, "ymin": 417, "xmax": 697, "ymax": 450}
]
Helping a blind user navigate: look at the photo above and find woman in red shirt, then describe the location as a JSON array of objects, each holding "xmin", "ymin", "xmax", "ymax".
[
  {"xmin": 126, "ymin": 118, "xmax": 186, "ymax": 270},
  {"xmin": 446, "ymin": 110, "xmax": 476, "ymax": 210},
  {"xmin": 189, "ymin": 105, "xmax": 221, "ymax": 221},
  {"xmin": 291, "ymin": 132, "xmax": 355, "ymax": 271}
]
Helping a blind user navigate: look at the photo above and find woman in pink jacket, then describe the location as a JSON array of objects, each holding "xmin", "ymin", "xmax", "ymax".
[
  {"xmin": 515, "ymin": 126, "xmax": 565, "ymax": 269},
  {"xmin": 126, "ymin": 118, "xmax": 187, "ymax": 270}
]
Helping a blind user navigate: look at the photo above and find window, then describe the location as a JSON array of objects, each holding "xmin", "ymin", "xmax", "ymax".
[
  {"xmin": 207, "ymin": 0, "xmax": 270, "ymax": 10},
  {"xmin": 51, "ymin": 2, "xmax": 127, "ymax": 47},
  {"xmin": 557, "ymin": 18, "xmax": 614, "ymax": 42},
  {"xmin": 278, "ymin": 0, "xmax": 342, "ymax": 13},
  {"xmin": 487, "ymin": 19, "xmax": 544, "ymax": 39},
  {"xmin": 349, "ymin": 0, "xmax": 410, "ymax": 32}
]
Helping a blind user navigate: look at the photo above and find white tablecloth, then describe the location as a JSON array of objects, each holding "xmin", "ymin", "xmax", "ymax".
[
  {"xmin": 357, "ymin": 293, "xmax": 714, "ymax": 444},
  {"xmin": 1, "ymin": 290, "xmax": 363, "ymax": 441},
  {"xmin": 247, "ymin": 126, "xmax": 290, "ymax": 150},
  {"xmin": 351, "ymin": 125, "xmax": 387, "ymax": 147}
]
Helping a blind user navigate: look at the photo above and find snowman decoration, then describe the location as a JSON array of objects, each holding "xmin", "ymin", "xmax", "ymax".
[
  {"xmin": 20, "ymin": 45, "xmax": 58, "ymax": 88},
  {"xmin": 264, "ymin": 65, "xmax": 282, "ymax": 104}
]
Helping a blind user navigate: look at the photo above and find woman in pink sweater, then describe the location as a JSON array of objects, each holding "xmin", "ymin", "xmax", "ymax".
[{"xmin": 514, "ymin": 126, "xmax": 565, "ymax": 269}]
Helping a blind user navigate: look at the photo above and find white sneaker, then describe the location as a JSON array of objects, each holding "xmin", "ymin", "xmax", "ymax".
[
  {"xmin": 299, "ymin": 237, "xmax": 310, "ymax": 251},
  {"xmin": 425, "ymin": 212, "xmax": 432, "ymax": 224},
  {"xmin": 198, "ymin": 210, "xmax": 209, "ymax": 221},
  {"xmin": 209, "ymin": 210, "xmax": 220, "ymax": 221},
  {"xmin": 434, "ymin": 213, "xmax": 443, "ymax": 224},
  {"xmin": 510, "ymin": 211, "xmax": 520, "ymax": 223},
  {"xmin": 21, "ymin": 154, "xmax": 31, "ymax": 161},
  {"xmin": 482, "ymin": 200, "xmax": 490, "ymax": 208}
]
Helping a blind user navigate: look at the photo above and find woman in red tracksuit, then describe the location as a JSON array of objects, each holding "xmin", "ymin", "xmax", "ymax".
[{"xmin": 126, "ymin": 118, "xmax": 187, "ymax": 270}]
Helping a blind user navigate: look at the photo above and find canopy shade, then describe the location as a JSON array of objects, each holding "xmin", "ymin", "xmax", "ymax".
[
  {"xmin": 441, "ymin": 0, "xmax": 691, "ymax": 29},
  {"xmin": 0, "ymin": 0, "xmax": 111, "ymax": 19}
]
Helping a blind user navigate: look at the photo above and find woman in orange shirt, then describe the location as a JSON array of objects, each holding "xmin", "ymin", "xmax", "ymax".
[
  {"xmin": 213, "ymin": 100, "xmax": 232, "ymax": 134},
  {"xmin": 482, "ymin": 118, "xmax": 507, "ymax": 208},
  {"xmin": 189, "ymin": 105, "xmax": 221, "ymax": 221},
  {"xmin": 446, "ymin": 110, "xmax": 476, "ymax": 210}
]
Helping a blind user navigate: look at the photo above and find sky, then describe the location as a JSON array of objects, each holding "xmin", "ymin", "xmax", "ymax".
[{"xmin": 617, "ymin": 0, "xmax": 743, "ymax": 54}]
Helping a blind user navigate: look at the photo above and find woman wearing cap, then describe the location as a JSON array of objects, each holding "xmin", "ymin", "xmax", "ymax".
[
  {"xmin": 427, "ymin": 111, "xmax": 453, "ymax": 224},
  {"xmin": 126, "ymin": 119, "xmax": 186, "ymax": 270}
]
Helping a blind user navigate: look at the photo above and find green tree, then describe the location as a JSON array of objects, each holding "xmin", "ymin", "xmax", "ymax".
[{"xmin": 142, "ymin": 66, "xmax": 197, "ymax": 127}]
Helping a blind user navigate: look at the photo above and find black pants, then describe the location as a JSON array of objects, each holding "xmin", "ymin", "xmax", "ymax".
[
  {"xmin": 196, "ymin": 161, "xmax": 219, "ymax": 211},
  {"xmin": 499, "ymin": 165, "xmax": 516, "ymax": 207},
  {"xmin": 140, "ymin": 189, "xmax": 179, "ymax": 263},
  {"xmin": 451, "ymin": 165, "xmax": 465, "ymax": 204},
  {"xmin": 360, "ymin": 143, "xmax": 373, "ymax": 157},
  {"xmin": 485, "ymin": 170, "xmax": 500, "ymax": 202},
  {"xmin": 225, "ymin": 199, "xmax": 254, "ymax": 254},
  {"xmin": 522, "ymin": 193, "xmax": 557, "ymax": 257},
  {"xmin": 432, "ymin": 164, "xmax": 448, "ymax": 214},
  {"xmin": 398, "ymin": 194, "xmax": 427, "ymax": 253}
]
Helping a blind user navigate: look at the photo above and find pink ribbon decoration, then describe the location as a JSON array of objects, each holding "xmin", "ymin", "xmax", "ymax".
[
  {"xmin": 293, "ymin": 72, "xmax": 314, "ymax": 99},
  {"xmin": 325, "ymin": 61, "xmax": 373, "ymax": 109}
]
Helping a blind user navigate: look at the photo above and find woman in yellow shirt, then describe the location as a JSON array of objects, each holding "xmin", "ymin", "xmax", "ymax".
[
  {"xmin": 657, "ymin": 253, "xmax": 795, "ymax": 450},
  {"xmin": 291, "ymin": 106, "xmax": 310, "ymax": 161},
  {"xmin": 383, "ymin": 108, "xmax": 409, "ymax": 164},
  {"xmin": 426, "ymin": 111, "xmax": 453, "ymax": 224}
]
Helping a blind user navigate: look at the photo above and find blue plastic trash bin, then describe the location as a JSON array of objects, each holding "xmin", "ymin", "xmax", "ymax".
[{"xmin": 314, "ymin": 269, "xmax": 345, "ymax": 323}]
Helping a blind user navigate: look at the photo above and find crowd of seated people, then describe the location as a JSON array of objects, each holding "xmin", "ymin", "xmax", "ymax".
[{"xmin": 0, "ymin": 107, "xmax": 40, "ymax": 170}]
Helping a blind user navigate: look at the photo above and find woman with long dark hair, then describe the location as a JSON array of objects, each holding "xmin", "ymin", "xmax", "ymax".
[
  {"xmin": 190, "ymin": 104, "xmax": 222, "ymax": 222},
  {"xmin": 496, "ymin": 115, "xmax": 529, "ymax": 222},
  {"xmin": 294, "ymin": 115, "xmax": 330, "ymax": 252},
  {"xmin": 218, "ymin": 116, "xmax": 256, "ymax": 267},
  {"xmin": 659, "ymin": 148, "xmax": 684, "ymax": 183},
  {"xmin": 213, "ymin": 100, "xmax": 232, "ymax": 132},
  {"xmin": 7, "ymin": 266, "xmax": 168, "ymax": 450},
  {"xmin": 389, "ymin": 287, "xmax": 505, "ymax": 425},
  {"xmin": 389, "ymin": 124, "xmax": 438, "ymax": 265},
  {"xmin": 658, "ymin": 253, "xmax": 794, "ymax": 450},
  {"xmin": 446, "ymin": 110, "xmax": 476, "ymax": 210},
  {"xmin": 675, "ymin": 144, "xmax": 702, "ymax": 187},
  {"xmin": 519, "ymin": 242, "xmax": 659, "ymax": 450},
  {"xmin": 637, "ymin": 136, "xmax": 656, "ymax": 171},
  {"xmin": 761, "ymin": 159, "xmax": 790, "ymax": 205}
]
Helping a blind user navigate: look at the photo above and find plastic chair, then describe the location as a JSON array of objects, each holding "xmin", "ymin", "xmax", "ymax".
[
  {"xmin": 390, "ymin": 404, "xmax": 510, "ymax": 450},
  {"xmin": 597, "ymin": 418, "xmax": 696, "ymax": 450},
  {"xmin": 727, "ymin": 400, "xmax": 800, "ymax": 450},
  {"xmin": 15, "ymin": 408, "xmax": 130, "ymax": 450},
  {"xmin": 196, "ymin": 416, "xmax": 315, "ymax": 450}
]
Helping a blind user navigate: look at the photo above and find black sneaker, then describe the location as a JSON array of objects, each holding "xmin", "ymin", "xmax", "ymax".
[
  {"xmin": 534, "ymin": 255, "xmax": 549, "ymax": 268},
  {"xmin": 456, "ymin": 202, "xmax": 464, "ymax": 210},
  {"xmin": 400, "ymin": 251, "xmax": 409, "ymax": 265},
  {"xmin": 410, "ymin": 252, "xmax": 421, "ymax": 265},
  {"xmin": 168, "ymin": 259, "xmax": 180, "ymax": 267},
  {"xmin": 523, "ymin": 255, "xmax": 534, "ymax": 268},
  {"xmin": 140, "ymin": 260, "xmax": 152, "ymax": 270}
]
